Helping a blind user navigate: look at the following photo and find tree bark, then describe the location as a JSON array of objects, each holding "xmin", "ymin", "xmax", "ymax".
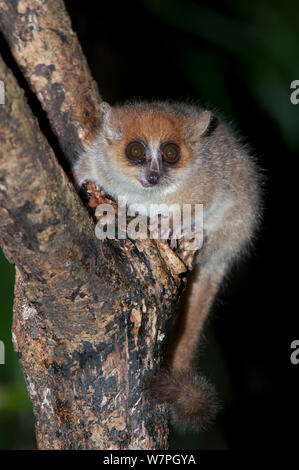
[
  {"xmin": 0, "ymin": 1, "xmax": 190, "ymax": 450},
  {"xmin": 0, "ymin": 0, "xmax": 101, "ymax": 163}
]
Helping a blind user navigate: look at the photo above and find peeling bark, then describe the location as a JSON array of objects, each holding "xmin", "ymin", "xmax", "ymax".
[{"xmin": 0, "ymin": 25, "xmax": 190, "ymax": 449}]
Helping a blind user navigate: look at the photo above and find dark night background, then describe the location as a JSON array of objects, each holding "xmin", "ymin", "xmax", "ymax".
[{"xmin": 0, "ymin": 0, "xmax": 298, "ymax": 449}]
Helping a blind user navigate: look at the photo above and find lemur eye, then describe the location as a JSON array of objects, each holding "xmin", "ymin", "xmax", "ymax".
[
  {"xmin": 125, "ymin": 141, "xmax": 145, "ymax": 162},
  {"xmin": 162, "ymin": 142, "xmax": 181, "ymax": 164}
]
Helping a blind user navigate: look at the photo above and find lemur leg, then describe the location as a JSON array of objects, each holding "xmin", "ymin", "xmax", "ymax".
[
  {"xmin": 167, "ymin": 262, "xmax": 226, "ymax": 371},
  {"xmin": 147, "ymin": 260, "xmax": 226, "ymax": 429},
  {"xmin": 147, "ymin": 212, "xmax": 253, "ymax": 428},
  {"xmin": 168, "ymin": 202, "xmax": 253, "ymax": 372}
]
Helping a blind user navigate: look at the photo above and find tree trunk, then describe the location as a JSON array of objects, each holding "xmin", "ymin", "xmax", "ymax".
[{"xmin": 0, "ymin": 1, "xmax": 190, "ymax": 449}]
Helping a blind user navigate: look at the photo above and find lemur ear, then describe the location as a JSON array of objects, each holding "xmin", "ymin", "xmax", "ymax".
[
  {"xmin": 100, "ymin": 101, "xmax": 122, "ymax": 142},
  {"xmin": 196, "ymin": 110, "xmax": 214, "ymax": 136},
  {"xmin": 185, "ymin": 110, "xmax": 216, "ymax": 144}
]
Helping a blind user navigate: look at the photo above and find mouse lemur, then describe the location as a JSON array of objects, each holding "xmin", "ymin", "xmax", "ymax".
[{"xmin": 73, "ymin": 100, "xmax": 261, "ymax": 430}]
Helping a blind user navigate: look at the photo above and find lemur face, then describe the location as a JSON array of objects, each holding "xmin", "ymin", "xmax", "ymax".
[{"xmin": 101, "ymin": 103, "xmax": 195, "ymax": 191}]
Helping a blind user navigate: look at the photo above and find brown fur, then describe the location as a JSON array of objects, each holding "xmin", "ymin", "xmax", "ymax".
[
  {"xmin": 73, "ymin": 100, "xmax": 262, "ymax": 431},
  {"xmin": 104, "ymin": 103, "xmax": 195, "ymax": 178},
  {"xmin": 145, "ymin": 368, "xmax": 218, "ymax": 430}
]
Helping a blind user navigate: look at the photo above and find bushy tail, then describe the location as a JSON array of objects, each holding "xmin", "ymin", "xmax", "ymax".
[{"xmin": 145, "ymin": 368, "xmax": 218, "ymax": 430}]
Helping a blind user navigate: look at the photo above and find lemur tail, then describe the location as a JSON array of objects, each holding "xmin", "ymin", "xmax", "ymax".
[
  {"xmin": 145, "ymin": 368, "xmax": 218, "ymax": 430},
  {"xmin": 145, "ymin": 264, "xmax": 224, "ymax": 429}
]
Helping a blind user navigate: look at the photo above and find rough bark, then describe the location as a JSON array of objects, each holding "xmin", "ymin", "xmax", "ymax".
[
  {"xmin": 0, "ymin": 0, "xmax": 101, "ymax": 163},
  {"xmin": 0, "ymin": 2, "xmax": 190, "ymax": 450}
]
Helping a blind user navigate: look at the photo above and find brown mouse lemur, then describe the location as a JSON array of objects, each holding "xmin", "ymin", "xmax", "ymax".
[{"xmin": 73, "ymin": 100, "xmax": 261, "ymax": 430}]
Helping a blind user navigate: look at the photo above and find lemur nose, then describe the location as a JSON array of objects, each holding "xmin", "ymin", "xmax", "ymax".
[{"xmin": 147, "ymin": 173, "xmax": 159, "ymax": 185}]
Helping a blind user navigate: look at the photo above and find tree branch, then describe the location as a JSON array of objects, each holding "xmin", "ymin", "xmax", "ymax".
[
  {"xmin": 0, "ymin": 1, "xmax": 190, "ymax": 450},
  {"xmin": 0, "ymin": 0, "xmax": 101, "ymax": 163}
]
